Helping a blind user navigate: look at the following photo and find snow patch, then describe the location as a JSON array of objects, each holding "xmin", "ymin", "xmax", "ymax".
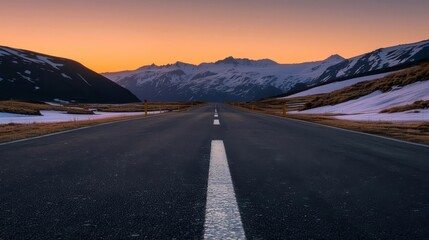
[
  {"xmin": 36, "ymin": 56, "xmax": 64, "ymax": 70},
  {"xmin": 17, "ymin": 72, "xmax": 35, "ymax": 83},
  {"xmin": 53, "ymin": 98, "xmax": 70, "ymax": 104},
  {"xmin": 335, "ymin": 110, "xmax": 429, "ymax": 122},
  {"xmin": 0, "ymin": 49, "xmax": 11, "ymax": 56},
  {"xmin": 77, "ymin": 73, "xmax": 91, "ymax": 86},
  {"xmin": 285, "ymin": 72, "xmax": 395, "ymax": 98},
  {"xmin": 0, "ymin": 110, "xmax": 164, "ymax": 125},
  {"xmin": 301, "ymin": 80, "xmax": 429, "ymax": 114},
  {"xmin": 296, "ymin": 80, "xmax": 429, "ymax": 121},
  {"xmin": 61, "ymin": 73, "xmax": 72, "ymax": 79}
]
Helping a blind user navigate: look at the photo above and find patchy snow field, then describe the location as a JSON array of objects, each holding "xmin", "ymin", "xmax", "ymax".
[
  {"xmin": 334, "ymin": 110, "xmax": 429, "ymax": 122},
  {"xmin": 0, "ymin": 110, "xmax": 163, "ymax": 125},
  {"xmin": 284, "ymin": 72, "xmax": 395, "ymax": 98},
  {"xmin": 295, "ymin": 80, "xmax": 429, "ymax": 122}
]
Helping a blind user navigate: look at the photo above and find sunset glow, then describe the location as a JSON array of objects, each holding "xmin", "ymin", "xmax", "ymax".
[{"xmin": 1, "ymin": 0, "xmax": 429, "ymax": 72}]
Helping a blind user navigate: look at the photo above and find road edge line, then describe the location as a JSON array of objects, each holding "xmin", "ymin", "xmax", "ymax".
[
  {"xmin": 0, "ymin": 113, "xmax": 164, "ymax": 146},
  {"xmin": 231, "ymin": 105, "xmax": 429, "ymax": 149}
]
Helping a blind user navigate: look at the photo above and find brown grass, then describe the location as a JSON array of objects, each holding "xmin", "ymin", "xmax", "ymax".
[
  {"xmin": 0, "ymin": 101, "xmax": 65, "ymax": 115},
  {"xmin": 381, "ymin": 100, "xmax": 429, "ymax": 113},
  {"xmin": 228, "ymin": 94, "xmax": 323, "ymax": 114},
  {"xmin": 232, "ymin": 103, "xmax": 429, "ymax": 145},
  {"xmin": 68, "ymin": 101, "xmax": 204, "ymax": 113},
  {"xmin": 0, "ymin": 115, "xmax": 144, "ymax": 143},
  {"xmin": 1, "ymin": 101, "xmax": 205, "ymax": 115},
  {"xmin": 302, "ymin": 62, "xmax": 429, "ymax": 110}
]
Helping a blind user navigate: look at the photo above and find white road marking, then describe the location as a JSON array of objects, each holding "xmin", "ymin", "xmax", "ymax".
[
  {"xmin": 213, "ymin": 119, "xmax": 220, "ymax": 125},
  {"xmin": 214, "ymin": 114, "xmax": 219, "ymax": 118},
  {"xmin": 204, "ymin": 140, "xmax": 246, "ymax": 240}
]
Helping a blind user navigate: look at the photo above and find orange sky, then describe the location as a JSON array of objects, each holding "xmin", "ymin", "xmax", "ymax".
[{"xmin": 1, "ymin": 0, "xmax": 428, "ymax": 73}]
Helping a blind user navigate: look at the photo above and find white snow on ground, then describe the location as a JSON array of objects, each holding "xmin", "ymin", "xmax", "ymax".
[
  {"xmin": 77, "ymin": 73, "xmax": 91, "ymax": 86},
  {"xmin": 0, "ymin": 49, "xmax": 11, "ymax": 56},
  {"xmin": 36, "ymin": 56, "xmax": 63, "ymax": 70},
  {"xmin": 53, "ymin": 98, "xmax": 70, "ymax": 104},
  {"xmin": 285, "ymin": 72, "xmax": 395, "ymax": 98},
  {"xmin": 1, "ymin": 47, "xmax": 65, "ymax": 69},
  {"xmin": 296, "ymin": 80, "xmax": 429, "ymax": 121},
  {"xmin": 61, "ymin": 73, "xmax": 72, "ymax": 79},
  {"xmin": 0, "ymin": 110, "xmax": 163, "ymax": 125},
  {"xmin": 16, "ymin": 72, "xmax": 34, "ymax": 83},
  {"xmin": 335, "ymin": 110, "xmax": 429, "ymax": 122}
]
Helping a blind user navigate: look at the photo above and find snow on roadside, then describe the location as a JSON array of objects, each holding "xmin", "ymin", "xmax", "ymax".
[
  {"xmin": 335, "ymin": 110, "xmax": 429, "ymax": 122},
  {"xmin": 295, "ymin": 80, "xmax": 429, "ymax": 122},
  {"xmin": 300, "ymin": 80, "xmax": 429, "ymax": 114},
  {"xmin": 284, "ymin": 72, "xmax": 394, "ymax": 98},
  {"xmin": 0, "ymin": 110, "xmax": 163, "ymax": 125}
]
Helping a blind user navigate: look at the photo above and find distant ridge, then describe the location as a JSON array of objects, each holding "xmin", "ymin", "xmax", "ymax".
[{"xmin": 103, "ymin": 39, "xmax": 429, "ymax": 101}]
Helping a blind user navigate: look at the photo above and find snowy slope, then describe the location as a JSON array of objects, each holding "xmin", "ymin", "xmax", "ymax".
[
  {"xmin": 298, "ymin": 80, "xmax": 429, "ymax": 121},
  {"xmin": 103, "ymin": 39, "xmax": 429, "ymax": 101},
  {"xmin": 301, "ymin": 80, "xmax": 429, "ymax": 114},
  {"xmin": 285, "ymin": 72, "xmax": 396, "ymax": 98},
  {"xmin": 317, "ymin": 40, "xmax": 429, "ymax": 82}
]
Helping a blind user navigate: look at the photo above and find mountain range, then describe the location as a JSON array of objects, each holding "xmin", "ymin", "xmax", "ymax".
[
  {"xmin": 0, "ymin": 46, "xmax": 139, "ymax": 103},
  {"xmin": 103, "ymin": 39, "xmax": 429, "ymax": 101},
  {"xmin": 1, "ymin": 40, "xmax": 428, "ymax": 103}
]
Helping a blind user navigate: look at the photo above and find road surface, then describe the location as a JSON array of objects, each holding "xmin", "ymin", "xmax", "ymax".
[{"xmin": 1, "ymin": 104, "xmax": 428, "ymax": 239}]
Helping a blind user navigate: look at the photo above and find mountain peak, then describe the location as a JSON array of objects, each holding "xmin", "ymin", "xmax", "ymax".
[
  {"xmin": 173, "ymin": 61, "xmax": 195, "ymax": 68},
  {"xmin": 215, "ymin": 56, "xmax": 239, "ymax": 65},
  {"xmin": 214, "ymin": 56, "xmax": 277, "ymax": 66},
  {"xmin": 324, "ymin": 54, "xmax": 345, "ymax": 62}
]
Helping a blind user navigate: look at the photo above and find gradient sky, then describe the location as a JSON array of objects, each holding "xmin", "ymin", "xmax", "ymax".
[{"xmin": 1, "ymin": 0, "xmax": 429, "ymax": 72}]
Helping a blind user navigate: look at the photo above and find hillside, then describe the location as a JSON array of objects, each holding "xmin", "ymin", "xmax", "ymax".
[
  {"xmin": 301, "ymin": 63, "xmax": 429, "ymax": 111},
  {"xmin": 0, "ymin": 46, "xmax": 140, "ymax": 103}
]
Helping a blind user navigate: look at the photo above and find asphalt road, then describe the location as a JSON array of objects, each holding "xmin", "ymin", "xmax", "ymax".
[{"xmin": 1, "ymin": 103, "xmax": 429, "ymax": 239}]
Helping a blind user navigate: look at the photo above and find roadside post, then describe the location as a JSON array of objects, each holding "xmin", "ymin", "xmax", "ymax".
[
  {"xmin": 283, "ymin": 102, "xmax": 286, "ymax": 116},
  {"xmin": 144, "ymin": 99, "xmax": 148, "ymax": 116}
]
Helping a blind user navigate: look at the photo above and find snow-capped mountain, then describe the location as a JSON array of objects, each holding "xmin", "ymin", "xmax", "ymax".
[
  {"xmin": 103, "ymin": 55, "xmax": 346, "ymax": 101},
  {"xmin": 103, "ymin": 39, "xmax": 429, "ymax": 102},
  {"xmin": 317, "ymin": 40, "xmax": 429, "ymax": 82},
  {"xmin": 0, "ymin": 46, "xmax": 139, "ymax": 103}
]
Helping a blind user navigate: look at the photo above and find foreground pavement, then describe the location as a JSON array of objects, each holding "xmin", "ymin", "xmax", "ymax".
[{"xmin": 1, "ymin": 104, "xmax": 428, "ymax": 239}]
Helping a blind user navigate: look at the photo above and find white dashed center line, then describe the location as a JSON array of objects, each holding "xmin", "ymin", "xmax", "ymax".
[
  {"xmin": 213, "ymin": 119, "xmax": 220, "ymax": 125},
  {"xmin": 204, "ymin": 140, "xmax": 246, "ymax": 240}
]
